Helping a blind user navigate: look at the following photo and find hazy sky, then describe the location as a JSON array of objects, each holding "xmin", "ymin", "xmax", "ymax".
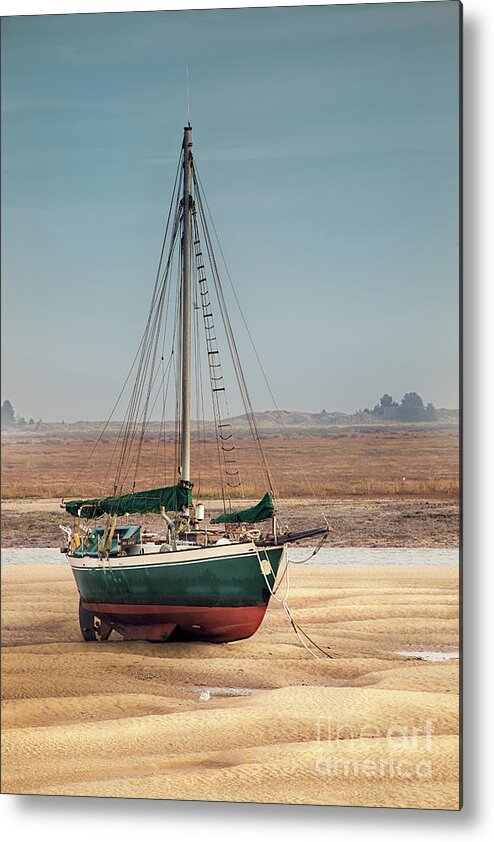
[{"xmin": 1, "ymin": 2, "xmax": 460, "ymax": 422}]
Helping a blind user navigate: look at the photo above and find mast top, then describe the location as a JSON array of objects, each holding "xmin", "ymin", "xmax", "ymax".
[{"xmin": 183, "ymin": 124, "xmax": 193, "ymax": 144}]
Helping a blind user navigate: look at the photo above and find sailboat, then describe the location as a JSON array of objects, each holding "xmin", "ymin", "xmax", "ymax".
[{"xmin": 61, "ymin": 125, "xmax": 328, "ymax": 643}]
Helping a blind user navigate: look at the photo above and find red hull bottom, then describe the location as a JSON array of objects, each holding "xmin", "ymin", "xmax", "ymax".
[{"xmin": 83, "ymin": 601, "xmax": 269, "ymax": 642}]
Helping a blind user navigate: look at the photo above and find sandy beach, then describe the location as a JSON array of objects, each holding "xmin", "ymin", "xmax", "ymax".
[{"xmin": 1, "ymin": 560, "xmax": 460, "ymax": 808}]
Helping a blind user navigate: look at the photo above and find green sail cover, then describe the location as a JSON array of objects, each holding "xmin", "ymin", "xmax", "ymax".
[
  {"xmin": 65, "ymin": 481, "xmax": 193, "ymax": 520},
  {"xmin": 211, "ymin": 492, "xmax": 275, "ymax": 524}
]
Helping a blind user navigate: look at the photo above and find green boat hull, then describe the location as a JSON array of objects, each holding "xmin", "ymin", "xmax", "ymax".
[{"xmin": 69, "ymin": 542, "xmax": 284, "ymax": 643}]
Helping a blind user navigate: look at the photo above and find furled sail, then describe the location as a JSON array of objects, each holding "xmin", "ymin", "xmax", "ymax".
[
  {"xmin": 64, "ymin": 481, "xmax": 193, "ymax": 520},
  {"xmin": 211, "ymin": 492, "xmax": 275, "ymax": 524}
]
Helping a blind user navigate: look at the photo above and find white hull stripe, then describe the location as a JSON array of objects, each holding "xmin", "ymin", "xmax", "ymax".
[{"xmin": 68, "ymin": 541, "xmax": 266, "ymax": 572}]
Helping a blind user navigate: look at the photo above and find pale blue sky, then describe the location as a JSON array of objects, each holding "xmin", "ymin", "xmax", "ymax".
[{"xmin": 1, "ymin": 2, "xmax": 460, "ymax": 421}]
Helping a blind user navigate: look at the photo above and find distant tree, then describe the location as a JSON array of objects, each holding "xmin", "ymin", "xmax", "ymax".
[
  {"xmin": 397, "ymin": 392, "xmax": 426, "ymax": 421},
  {"xmin": 16, "ymin": 414, "xmax": 26, "ymax": 427},
  {"xmin": 425, "ymin": 402, "xmax": 438, "ymax": 421},
  {"xmin": 372, "ymin": 394, "xmax": 399, "ymax": 420},
  {"xmin": 1, "ymin": 400, "xmax": 16, "ymax": 427},
  {"xmin": 29, "ymin": 417, "xmax": 34, "ymax": 425}
]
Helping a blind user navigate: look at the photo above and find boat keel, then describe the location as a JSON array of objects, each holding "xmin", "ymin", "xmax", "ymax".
[
  {"xmin": 118, "ymin": 622, "xmax": 178, "ymax": 641},
  {"xmin": 82, "ymin": 601, "xmax": 268, "ymax": 643}
]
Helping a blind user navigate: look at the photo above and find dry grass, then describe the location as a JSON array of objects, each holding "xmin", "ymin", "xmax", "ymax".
[{"xmin": 1, "ymin": 425, "xmax": 459, "ymax": 501}]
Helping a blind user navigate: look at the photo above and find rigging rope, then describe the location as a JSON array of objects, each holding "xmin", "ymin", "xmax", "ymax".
[
  {"xmin": 66, "ymin": 137, "xmax": 329, "ymax": 565},
  {"xmin": 116, "ymin": 204, "xmax": 182, "ymax": 492},
  {"xmin": 64, "ymin": 150, "xmax": 184, "ymax": 502},
  {"xmin": 103, "ymin": 161, "xmax": 183, "ymax": 498},
  {"xmin": 192, "ymin": 211, "xmax": 243, "ymax": 506},
  {"xmin": 257, "ymin": 548, "xmax": 334, "ymax": 660},
  {"xmin": 193, "ymin": 165, "xmax": 329, "ymax": 529},
  {"xmin": 287, "ymin": 529, "xmax": 330, "ymax": 564},
  {"xmin": 193, "ymin": 165, "xmax": 275, "ymax": 499}
]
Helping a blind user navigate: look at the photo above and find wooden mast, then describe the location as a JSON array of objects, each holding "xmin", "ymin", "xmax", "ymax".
[{"xmin": 181, "ymin": 124, "xmax": 193, "ymax": 484}]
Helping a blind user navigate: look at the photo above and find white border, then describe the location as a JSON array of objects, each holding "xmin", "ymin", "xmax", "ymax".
[
  {"xmin": 2, "ymin": 0, "xmax": 406, "ymax": 15},
  {"xmin": 2, "ymin": 0, "xmax": 493, "ymax": 835}
]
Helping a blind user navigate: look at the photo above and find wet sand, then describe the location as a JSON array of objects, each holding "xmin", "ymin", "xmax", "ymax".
[{"xmin": 1, "ymin": 561, "xmax": 459, "ymax": 808}]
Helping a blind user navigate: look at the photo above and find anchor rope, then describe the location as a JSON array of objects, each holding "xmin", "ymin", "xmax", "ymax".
[{"xmin": 256, "ymin": 547, "xmax": 334, "ymax": 660}]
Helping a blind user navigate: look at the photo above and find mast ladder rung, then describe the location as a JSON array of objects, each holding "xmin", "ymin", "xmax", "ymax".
[{"xmin": 212, "ymin": 387, "xmax": 225, "ymax": 393}]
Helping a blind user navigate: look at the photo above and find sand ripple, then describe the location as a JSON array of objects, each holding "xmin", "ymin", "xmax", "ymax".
[{"xmin": 1, "ymin": 562, "xmax": 459, "ymax": 808}]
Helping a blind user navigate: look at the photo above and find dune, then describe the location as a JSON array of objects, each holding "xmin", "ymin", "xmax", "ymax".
[{"xmin": 1, "ymin": 561, "xmax": 459, "ymax": 808}]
